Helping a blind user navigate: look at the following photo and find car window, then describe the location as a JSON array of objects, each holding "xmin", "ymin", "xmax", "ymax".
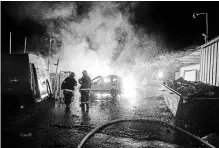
[
  {"xmin": 103, "ymin": 77, "xmax": 111, "ymax": 83},
  {"xmin": 92, "ymin": 78, "xmax": 101, "ymax": 84},
  {"xmin": 112, "ymin": 78, "xmax": 118, "ymax": 82}
]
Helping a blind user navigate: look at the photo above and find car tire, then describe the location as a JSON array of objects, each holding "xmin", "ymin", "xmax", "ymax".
[{"xmin": 110, "ymin": 89, "xmax": 118, "ymax": 98}]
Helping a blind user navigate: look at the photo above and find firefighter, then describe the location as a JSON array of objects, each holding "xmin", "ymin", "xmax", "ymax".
[
  {"xmin": 78, "ymin": 70, "xmax": 92, "ymax": 106},
  {"xmin": 61, "ymin": 72, "xmax": 77, "ymax": 107}
]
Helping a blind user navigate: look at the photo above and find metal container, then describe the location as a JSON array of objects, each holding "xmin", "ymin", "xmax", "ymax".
[
  {"xmin": 161, "ymin": 84, "xmax": 219, "ymax": 137},
  {"xmin": 200, "ymin": 36, "xmax": 219, "ymax": 86}
]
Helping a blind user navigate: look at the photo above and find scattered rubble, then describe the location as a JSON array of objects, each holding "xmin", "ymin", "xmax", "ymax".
[{"xmin": 164, "ymin": 77, "xmax": 219, "ymax": 100}]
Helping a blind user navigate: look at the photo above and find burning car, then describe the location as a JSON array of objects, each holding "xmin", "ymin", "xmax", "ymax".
[{"xmin": 91, "ymin": 75, "xmax": 124, "ymax": 97}]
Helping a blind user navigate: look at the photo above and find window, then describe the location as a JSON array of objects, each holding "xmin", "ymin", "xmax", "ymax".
[
  {"xmin": 112, "ymin": 78, "xmax": 118, "ymax": 82},
  {"xmin": 184, "ymin": 70, "xmax": 196, "ymax": 81},
  {"xmin": 92, "ymin": 78, "xmax": 101, "ymax": 85},
  {"xmin": 103, "ymin": 77, "xmax": 111, "ymax": 83}
]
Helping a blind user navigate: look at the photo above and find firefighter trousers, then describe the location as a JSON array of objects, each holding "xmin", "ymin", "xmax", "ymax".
[
  {"xmin": 80, "ymin": 90, "xmax": 90, "ymax": 103},
  {"xmin": 63, "ymin": 92, "xmax": 73, "ymax": 106}
]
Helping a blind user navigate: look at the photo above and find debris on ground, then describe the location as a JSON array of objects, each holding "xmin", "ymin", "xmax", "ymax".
[{"xmin": 163, "ymin": 77, "xmax": 219, "ymax": 100}]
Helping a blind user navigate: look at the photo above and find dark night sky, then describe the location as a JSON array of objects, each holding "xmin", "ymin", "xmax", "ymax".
[{"xmin": 1, "ymin": 1, "xmax": 219, "ymax": 54}]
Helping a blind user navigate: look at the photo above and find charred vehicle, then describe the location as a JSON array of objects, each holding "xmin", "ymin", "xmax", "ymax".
[{"xmin": 91, "ymin": 75, "xmax": 124, "ymax": 97}]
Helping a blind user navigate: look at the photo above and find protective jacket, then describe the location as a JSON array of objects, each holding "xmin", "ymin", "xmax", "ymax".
[
  {"xmin": 79, "ymin": 75, "xmax": 91, "ymax": 89},
  {"xmin": 61, "ymin": 76, "xmax": 77, "ymax": 91}
]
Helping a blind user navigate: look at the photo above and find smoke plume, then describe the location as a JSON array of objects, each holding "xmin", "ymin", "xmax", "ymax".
[{"xmin": 8, "ymin": 2, "xmax": 168, "ymax": 79}]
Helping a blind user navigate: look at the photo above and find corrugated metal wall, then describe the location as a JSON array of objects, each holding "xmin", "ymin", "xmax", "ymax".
[{"xmin": 200, "ymin": 37, "xmax": 219, "ymax": 86}]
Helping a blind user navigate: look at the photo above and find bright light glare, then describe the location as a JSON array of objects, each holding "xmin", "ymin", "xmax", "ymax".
[
  {"xmin": 38, "ymin": 80, "xmax": 43, "ymax": 92},
  {"xmin": 95, "ymin": 93, "xmax": 109, "ymax": 98},
  {"xmin": 122, "ymin": 76, "xmax": 137, "ymax": 106},
  {"xmin": 158, "ymin": 71, "xmax": 163, "ymax": 78},
  {"xmin": 87, "ymin": 60, "xmax": 111, "ymax": 77},
  {"xmin": 127, "ymin": 96, "xmax": 136, "ymax": 106},
  {"xmin": 123, "ymin": 76, "xmax": 136, "ymax": 89},
  {"xmin": 103, "ymin": 77, "xmax": 110, "ymax": 83}
]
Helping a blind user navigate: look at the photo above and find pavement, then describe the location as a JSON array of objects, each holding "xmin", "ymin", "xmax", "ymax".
[{"xmin": 3, "ymin": 84, "xmax": 178, "ymax": 148}]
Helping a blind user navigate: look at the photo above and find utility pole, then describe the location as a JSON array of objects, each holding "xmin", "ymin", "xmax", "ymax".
[
  {"xmin": 46, "ymin": 37, "xmax": 55, "ymax": 71},
  {"xmin": 54, "ymin": 59, "xmax": 60, "ymax": 99},
  {"xmin": 48, "ymin": 38, "xmax": 51, "ymax": 71},
  {"xmin": 24, "ymin": 37, "xmax": 27, "ymax": 53},
  {"xmin": 206, "ymin": 13, "xmax": 208, "ymax": 43},
  {"xmin": 9, "ymin": 31, "xmax": 11, "ymax": 54},
  {"xmin": 193, "ymin": 12, "xmax": 208, "ymax": 43}
]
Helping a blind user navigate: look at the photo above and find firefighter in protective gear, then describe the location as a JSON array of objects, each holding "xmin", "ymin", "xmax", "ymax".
[
  {"xmin": 78, "ymin": 70, "xmax": 92, "ymax": 106},
  {"xmin": 61, "ymin": 72, "xmax": 77, "ymax": 107}
]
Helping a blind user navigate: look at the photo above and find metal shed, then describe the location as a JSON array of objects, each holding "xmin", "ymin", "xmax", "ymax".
[{"xmin": 199, "ymin": 36, "xmax": 219, "ymax": 86}]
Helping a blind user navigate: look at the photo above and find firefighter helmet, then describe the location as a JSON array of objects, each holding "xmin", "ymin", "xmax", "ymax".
[
  {"xmin": 70, "ymin": 72, "xmax": 75, "ymax": 77},
  {"xmin": 82, "ymin": 70, "xmax": 88, "ymax": 76}
]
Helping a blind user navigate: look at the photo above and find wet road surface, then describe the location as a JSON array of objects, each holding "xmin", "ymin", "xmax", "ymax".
[{"xmin": 3, "ymin": 84, "xmax": 177, "ymax": 148}]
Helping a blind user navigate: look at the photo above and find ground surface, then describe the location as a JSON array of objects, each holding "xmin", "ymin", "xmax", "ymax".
[{"xmin": 3, "ymin": 84, "xmax": 179, "ymax": 148}]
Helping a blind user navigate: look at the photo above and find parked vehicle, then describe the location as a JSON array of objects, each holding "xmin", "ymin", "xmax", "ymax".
[
  {"xmin": 91, "ymin": 75, "xmax": 124, "ymax": 97},
  {"xmin": 2, "ymin": 53, "xmax": 52, "ymax": 120}
]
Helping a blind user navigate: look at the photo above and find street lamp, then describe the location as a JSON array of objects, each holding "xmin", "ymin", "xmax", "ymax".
[
  {"xmin": 45, "ymin": 37, "xmax": 56, "ymax": 71},
  {"xmin": 193, "ymin": 12, "xmax": 208, "ymax": 43}
]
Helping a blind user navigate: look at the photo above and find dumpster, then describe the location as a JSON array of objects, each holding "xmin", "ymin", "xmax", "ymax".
[{"xmin": 161, "ymin": 83, "xmax": 219, "ymax": 137}]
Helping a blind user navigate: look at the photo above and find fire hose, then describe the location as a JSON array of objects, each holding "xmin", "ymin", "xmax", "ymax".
[{"xmin": 77, "ymin": 118, "xmax": 216, "ymax": 148}]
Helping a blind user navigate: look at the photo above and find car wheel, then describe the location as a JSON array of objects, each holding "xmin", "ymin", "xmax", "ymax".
[{"xmin": 110, "ymin": 89, "xmax": 118, "ymax": 98}]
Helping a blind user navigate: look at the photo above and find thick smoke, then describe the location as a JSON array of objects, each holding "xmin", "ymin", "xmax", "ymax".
[{"xmin": 8, "ymin": 2, "xmax": 167, "ymax": 80}]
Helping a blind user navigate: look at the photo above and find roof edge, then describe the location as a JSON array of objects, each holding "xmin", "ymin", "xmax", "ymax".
[{"xmin": 198, "ymin": 36, "xmax": 219, "ymax": 49}]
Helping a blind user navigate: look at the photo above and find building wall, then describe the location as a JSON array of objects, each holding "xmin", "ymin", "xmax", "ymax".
[{"xmin": 200, "ymin": 36, "xmax": 219, "ymax": 86}]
